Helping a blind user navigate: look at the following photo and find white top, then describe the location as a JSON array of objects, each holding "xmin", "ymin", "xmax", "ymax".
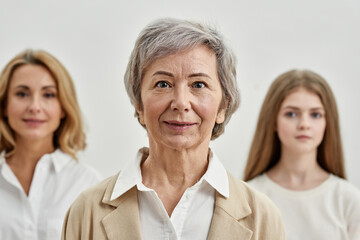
[
  {"xmin": 110, "ymin": 148, "xmax": 229, "ymax": 240},
  {"xmin": 248, "ymin": 173, "xmax": 360, "ymax": 240},
  {"xmin": 0, "ymin": 149, "xmax": 101, "ymax": 240}
]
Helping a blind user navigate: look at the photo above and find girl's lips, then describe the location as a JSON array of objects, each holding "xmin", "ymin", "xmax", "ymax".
[{"xmin": 296, "ymin": 135, "xmax": 311, "ymax": 140}]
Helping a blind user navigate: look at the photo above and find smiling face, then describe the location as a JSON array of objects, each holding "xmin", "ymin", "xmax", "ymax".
[
  {"xmin": 138, "ymin": 45, "xmax": 226, "ymax": 151},
  {"xmin": 276, "ymin": 87, "xmax": 326, "ymax": 155},
  {"xmin": 5, "ymin": 64, "xmax": 64, "ymax": 143}
]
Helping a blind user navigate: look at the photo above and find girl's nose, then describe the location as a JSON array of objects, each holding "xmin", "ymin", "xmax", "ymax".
[{"xmin": 298, "ymin": 115, "xmax": 310, "ymax": 130}]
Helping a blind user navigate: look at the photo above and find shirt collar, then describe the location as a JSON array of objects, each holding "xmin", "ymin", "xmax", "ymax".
[
  {"xmin": 0, "ymin": 149, "xmax": 71, "ymax": 173},
  {"xmin": 49, "ymin": 149, "xmax": 72, "ymax": 172},
  {"xmin": 202, "ymin": 151, "xmax": 229, "ymax": 198},
  {"xmin": 110, "ymin": 148, "xmax": 144, "ymax": 200},
  {"xmin": 0, "ymin": 151, "xmax": 5, "ymax": 167},
  {"xmin": 110, "ymin": 147, "xmax": 229, "ymax": 201}
]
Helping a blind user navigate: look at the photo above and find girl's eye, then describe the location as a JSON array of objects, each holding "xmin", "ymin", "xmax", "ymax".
[
  {"xmin": 285, "ymin": 112, "xmax": 297, "ymax": 118},
  {"xmin": 156, "ymin": 81, "xmax": 170, "ymax": 88},
  {"xmin": 193, "ymin": 82, "xmax": 205, "ymax": 89},
  {"xmin": 311, "ymin": 112, "xmax": 322, "ymax": 118},
  {"xmin": 16, "ymin": 91, "xmax": 28, "ymax": 97}
]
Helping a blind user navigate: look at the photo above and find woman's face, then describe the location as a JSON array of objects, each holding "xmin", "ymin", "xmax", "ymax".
[
  {"xmin": 138, "ymin": 45, "xmax": 226, "ymax": 151},
  {"xmin": 5, "ymin": 64, "xmax": 64, "ymax": 143},
  {"xmin": 276, "ymin": 87, "xmax": 326, "ymax": 155}
]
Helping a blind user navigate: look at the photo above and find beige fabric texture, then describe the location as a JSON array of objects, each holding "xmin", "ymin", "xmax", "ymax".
[{"xmin": 62, "ymin": 172, "xmax": 285, "ymax": 240}]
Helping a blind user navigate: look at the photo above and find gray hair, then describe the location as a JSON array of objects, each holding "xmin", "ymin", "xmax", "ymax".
[{"xmin": 124, "ymin": 18, "xmax": 240, "ymax": 139}]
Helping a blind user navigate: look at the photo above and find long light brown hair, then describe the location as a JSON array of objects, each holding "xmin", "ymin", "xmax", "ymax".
[
  {"xmin": 243, "ymin": 69, "xmax": 345, "ymax": 181},
  {"xmin": 0, "ymin": 49, "xmax": 86, "ymax": 159}
]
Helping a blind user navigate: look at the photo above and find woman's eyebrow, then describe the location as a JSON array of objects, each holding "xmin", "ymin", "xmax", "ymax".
[
  {"xmin": 14, "ymin": 85, "xmax": 57, "ymax": 90},
  {"xmin": 15, "ymin": 85, "xmax": 30, "ymax": 90},
  {"xmin": 152, "ymin": 71, "xmax": 174, "ymax": 77},
  {"xmin": 188, "ymin": 73, "xmax": 211, "ymax": 79},
  {"xmin": 42, "ymin": 85, "xmax": 57, "ymax": 90},
  {"xmin": 151, "ymin": 71, "xmax": 211, "ymax": 79}
]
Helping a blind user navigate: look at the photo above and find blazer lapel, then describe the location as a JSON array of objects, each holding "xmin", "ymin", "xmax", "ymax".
[
  {"xmin": 208, "ymin": 174, "xmax": 253, "ymax": 240},
  {"xmin": 101, "ymin": 186, "xmax": 142, "ymax": 240}
]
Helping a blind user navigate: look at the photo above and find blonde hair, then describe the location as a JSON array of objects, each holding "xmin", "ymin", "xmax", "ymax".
[
  {"xmin": 0, "ymin": 49, "xmax": 86, "ymax": 159},
  {"xmin": 244, "ymin": 69, "xmax": 345, "ymax": 181}
]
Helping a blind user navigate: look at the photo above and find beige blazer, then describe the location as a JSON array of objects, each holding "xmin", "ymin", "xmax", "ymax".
[{"xmin": 62, "ymin": 172, "xmax": 285, "ymax": 240}]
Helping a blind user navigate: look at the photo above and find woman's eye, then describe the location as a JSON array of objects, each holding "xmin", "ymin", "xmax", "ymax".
[
  {"xmin": 44, "ymin": 92, "xmax": 56, "ymax": 98},
  {"xmin": 193, "ymin": 82, "xmax": 205, "ymax": 89},
  {"xmin": 156, "ymin": 81, "xmax": 170, "ymax": 88},
  {"xmin": 285, "ymin": 112, "xmax": 297, "ymax": 118},
  {"xmin": 16, "ymin": 91, "xmax": 28, "ymax": 97}
]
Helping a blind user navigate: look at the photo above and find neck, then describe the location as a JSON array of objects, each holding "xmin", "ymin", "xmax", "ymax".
[
  {"xmin": 8, "ymin": 137, "xmax": 55, "ymax": 167},
  {"xmin": 141, "ymin": 142, "xmax": 209, "ymax": 188},
  {"xmin": 267, "ymin": 148, "xmax": 329, "ymax": 190},
  {"xmin": 140, "ymin": 141, "xmax": 210, "ymax": 216},
  {"xmin": 5, "ymin": 137, "xmax": 55, "ymax": 196}
]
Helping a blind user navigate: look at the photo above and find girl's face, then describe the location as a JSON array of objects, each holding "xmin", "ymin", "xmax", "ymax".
[
  {"xmin": 276, "ymin": 87, "xmax": 326, "ymax": 155},
  {"xmin": 5, "ymin": 64, "xmax": 64, "ymax": 143}
]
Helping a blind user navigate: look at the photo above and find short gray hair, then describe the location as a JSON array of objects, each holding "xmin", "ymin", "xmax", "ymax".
[{"xmin": 124, "ymin": 18, "xmax": 240, "ymax": 139}]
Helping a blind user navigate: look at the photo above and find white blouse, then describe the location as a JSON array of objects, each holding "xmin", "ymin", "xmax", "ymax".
[
  {"xmin": 0, "ymin": 149, "xmax": 101, "ymax": 240},
  {"xmin": 248, "ymin": 173, "xmax": 360, "ymax": 240},
  {"xmin": 110, "ymin": 148, "xmax": 229, "ymax": 240}
]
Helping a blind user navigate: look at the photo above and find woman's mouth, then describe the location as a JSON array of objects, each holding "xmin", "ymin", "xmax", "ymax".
[
  {"xmin": 23, "ymin": 119, "xmax": 46, "ymax": 127},
  {"xmin": 164, "ymin": 121, "xmax": 196, "ymax": 131}
]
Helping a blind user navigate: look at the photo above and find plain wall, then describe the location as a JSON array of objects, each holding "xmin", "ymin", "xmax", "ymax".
[{"xmin": 1, "ymin": 0, "xmax": 359, "ymax": 188}]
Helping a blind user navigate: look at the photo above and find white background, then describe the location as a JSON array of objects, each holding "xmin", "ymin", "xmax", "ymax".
[{"xmin": 1, "ymin": 0, "xmax": 359, "ymax": 188}]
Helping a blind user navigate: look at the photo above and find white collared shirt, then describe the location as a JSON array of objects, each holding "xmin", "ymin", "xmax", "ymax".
[
  {"xmin": 0, "ymin": 149, "xmax": 101, "ymax": 240},
  {"xmin": 110, "ymin": 148, "xmax": 229, "ymax": 240}
]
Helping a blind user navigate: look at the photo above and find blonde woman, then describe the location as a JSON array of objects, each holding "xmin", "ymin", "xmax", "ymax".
[
  {"xmin": 244, "ymin": 69, "xmax": 360, "ymax": 240},
  {"xmin": 0, "ymin": 49, "xmax": 100, "ymax": 240}
]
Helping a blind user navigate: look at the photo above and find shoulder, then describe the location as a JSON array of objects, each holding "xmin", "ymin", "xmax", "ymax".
[
  {"xmin": 62, "ymin": 173, "xmax": 120, "ymax": 239},
  {"xmin": 72, "ymin": 161, "xmax": 102, "ymax": 181},
  {"xmin": 329, "ymin": 175, "xmax": 360, "ymax": 205},
  {"xmin": 328, "ymin": 176, "xmax": 360, "ymax": 238},
  {"xmin": 226, "ymin": 173, "xmax": 286, "ymax": 239},
  {"xmin": 330, "ymin": 175, "xmax": 360, "ymax": 192},
  {"xmin": 57, "ymin": 151, "xmax": 102, "ymax": 182},
  {"xmin": 72, "ymin": 173, "xmax": 118, "ymax": 208},
  {"xmin": 246, "ymin": 174, "xmax": 268, "ymax": 189},
  {"xmin": 63, "ymin": 174, "xmax": 119, "ymax": 226},
  {"xmin": 229, "ymin": 174, "xmax": 280, "ymax": 214}
]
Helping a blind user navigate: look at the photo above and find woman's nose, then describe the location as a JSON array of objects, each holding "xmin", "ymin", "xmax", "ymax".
[
  {"xmin": 28, "ymin": 96, "xmax": 42, "ymax": 113},
  {"xmin": 170, "ymin": 86, "xmax": 191, "ymax": 112}
]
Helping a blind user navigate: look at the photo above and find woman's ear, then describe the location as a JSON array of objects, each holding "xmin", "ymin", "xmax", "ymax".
[
  {"xmin": 216, "ymin": 99, "xmax": 228, "ymax": 124},
  {"xmin": 136, "ymin": 105, "xmax": 145, "ymax": 125}
]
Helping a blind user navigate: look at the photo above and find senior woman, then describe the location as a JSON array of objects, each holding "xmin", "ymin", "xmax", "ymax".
[{"xmin": 62, "ymin": 18, "xmax": 285, "ymax": 240}]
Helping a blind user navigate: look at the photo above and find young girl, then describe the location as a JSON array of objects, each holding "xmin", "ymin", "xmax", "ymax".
[
  {"xmin": 0, "ymin": 49, "xmax": 100, "ymax": 240},
  {"xmin": 244, "ymin": 69, "xmax": 360, "ymax": 240}
]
